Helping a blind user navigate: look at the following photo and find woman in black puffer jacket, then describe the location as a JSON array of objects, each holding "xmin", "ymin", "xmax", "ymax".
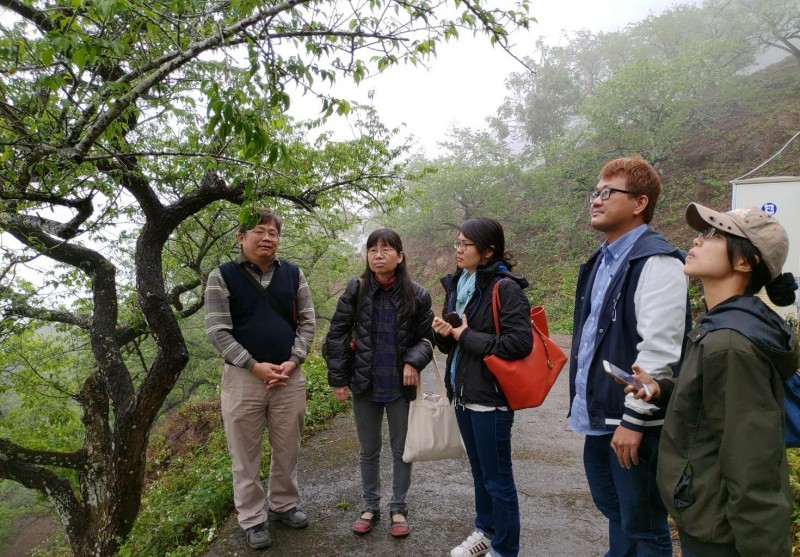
[
  {"xmin": 433, "ymin": 218, "xmax": 533, "ymax": 557},
  {"xmin": 325, "ymin": 228, "xmax": 433, "ymax": 539}
]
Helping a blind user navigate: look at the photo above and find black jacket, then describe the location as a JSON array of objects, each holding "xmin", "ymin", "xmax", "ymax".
[
  {"xmin": 434, "ymin": 261, "xmax": 533, "ymax": 407},
  {"xmin": 326, "ymin": 274, "xmax": 434, "ymax": 400}
]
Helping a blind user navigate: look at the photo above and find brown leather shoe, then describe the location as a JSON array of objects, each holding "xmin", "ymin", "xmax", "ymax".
[
  {"xmin": 389, "ymin": 516, "xmax": 412, "ymax": 538},
  {"xmin": 352, "ymin": 510, "xmax": 380, "ymax": 535}
]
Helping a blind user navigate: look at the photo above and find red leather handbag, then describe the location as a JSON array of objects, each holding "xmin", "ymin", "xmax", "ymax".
[{"xmin": 483, "ymin": 280, "xmax": 567, "ymax": 410}]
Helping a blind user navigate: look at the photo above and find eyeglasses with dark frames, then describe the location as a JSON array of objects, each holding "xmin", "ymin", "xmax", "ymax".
[
  {"xmin": 453, "ymin": 241, "xmax": 477, "ymax": 251},
  {"xmin": 588, "ymin": 187, "xmax": 637, "ymax": 202}
]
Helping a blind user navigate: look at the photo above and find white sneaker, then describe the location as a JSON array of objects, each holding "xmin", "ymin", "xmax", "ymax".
[{"xmin": 450, "ymin": 530, "xmax": 492, "ymax": 557}]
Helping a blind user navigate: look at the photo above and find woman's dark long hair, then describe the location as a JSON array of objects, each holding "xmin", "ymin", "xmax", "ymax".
[
  {"xmin": 459, "ymin": 217, "xmax": 515, "ymax": 270},
  {"xmin": 360, "ymin": 228, "xmax": 417, "ymax": 319},
  {"xmin": 726, "ymin": 235, "xmax": 797, "ymax": 306}
]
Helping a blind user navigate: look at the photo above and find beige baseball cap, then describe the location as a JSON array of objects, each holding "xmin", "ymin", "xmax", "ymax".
[{"xmin": 685, "ymin": 202, "xmax": 789, "ymax": 279}]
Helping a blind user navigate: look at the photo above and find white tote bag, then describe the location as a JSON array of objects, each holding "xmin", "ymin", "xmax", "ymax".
[{"xmin": 402, "ymin": 351, "xmax": 466, "ymax": 463}]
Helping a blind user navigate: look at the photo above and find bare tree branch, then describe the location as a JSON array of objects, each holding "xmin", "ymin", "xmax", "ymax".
[
  {"xmin": 0, "ymin": 438, "xmax": 86, "ymax": 469},
  {"xmin": 5, "ymin": 300, "xmax": 91, "ymax": 329}
]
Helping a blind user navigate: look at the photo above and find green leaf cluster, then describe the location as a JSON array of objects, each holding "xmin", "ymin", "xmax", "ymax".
[{"xmin": 0, "ymin": 328, "xmax": 86, "ymax": 455}]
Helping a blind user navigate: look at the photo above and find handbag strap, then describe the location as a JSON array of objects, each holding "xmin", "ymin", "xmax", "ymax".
[
  {"xmin": 490, "ymin": 279, "xmax": 556, "ymax": 369},
  {"xmin": 418, "ymin": 339, "xmax": 448, "ymax": 399}
]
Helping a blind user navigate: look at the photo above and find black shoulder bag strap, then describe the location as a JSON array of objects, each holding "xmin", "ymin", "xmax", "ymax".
[
  {"xmin": 353, "ymin": 277, "xmax": 365, "ymax": 323},
  {"xmin": 233, "ymin": 263, "xmax": 297, "ymax": 331},
  {"xmin": 344, "ymin": 277, "xmax": 365, "ymax": 333},
  {"xmin": 345, "ymin": 277, "xmax": 365, "ymax": 336},
  {"xmin": 348, "ymin": 278, "xmax": 365, "ymax": 345}
]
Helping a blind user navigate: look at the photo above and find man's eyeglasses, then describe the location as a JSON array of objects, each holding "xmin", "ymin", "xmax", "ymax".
[
  {"xmin": 453, "ymin": 241, "xmax": 477, "ymax": 251},
  {"xmin": 588, "ymin": 187, "xmax": 637, "ymax": 202},
  {"xmin": 248, "ymin": 229, "xmax": 279, "ymax": 239},
  {"xmin": 696, "ymin": 227, "xmax": 721, "ymax": 239}
]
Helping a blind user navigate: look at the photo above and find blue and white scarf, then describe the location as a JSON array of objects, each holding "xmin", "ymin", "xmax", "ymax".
[{"xmin": 449, "ymin": 271, "xmax": 477, "ymax": 392}]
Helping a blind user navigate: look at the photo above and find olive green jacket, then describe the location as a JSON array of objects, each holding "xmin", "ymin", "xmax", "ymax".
[{"xmin": 657, "ymin": 296, "xmax": 798, "ymax": 557}]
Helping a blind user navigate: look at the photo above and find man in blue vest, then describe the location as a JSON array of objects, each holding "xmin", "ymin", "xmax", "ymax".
[
  {"xmin": 205, "ymin": 208, "xmax": 316, "ymax": 550},
  {"xmin": 568, "ymin": 157, "xmax": 690, "ymax": 557}
]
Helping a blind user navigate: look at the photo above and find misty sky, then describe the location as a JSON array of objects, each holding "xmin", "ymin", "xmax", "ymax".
[{"xmin": 291, "ymin": 0, "xmax": 703, "ymax": 156}]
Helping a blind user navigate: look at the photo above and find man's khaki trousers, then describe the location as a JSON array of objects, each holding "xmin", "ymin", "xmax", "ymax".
[{"xmin": 221, "ymin": 363, "xmax": 307, "ymax": 530}]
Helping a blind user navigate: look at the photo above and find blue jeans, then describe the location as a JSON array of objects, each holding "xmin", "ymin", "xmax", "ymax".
[
  {"xmin": 351, "ymin": 394, "xmax": 411, "ymax": 515},
  {"xmin": 456, "ymin": 407, "xmax": 519, "ymax": 557},
  {"xmin": 583, "ymin": 430, "xmax": 671, "ymax": 557}
]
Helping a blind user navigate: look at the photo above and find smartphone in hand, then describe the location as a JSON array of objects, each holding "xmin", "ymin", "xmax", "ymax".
[
  {"xmin": 602, "ymin": 360, "xmax": 645, "ymax": 390},
  {"xmin": 443, "ymin": 312, "xmax": 463, "ymax": 328}
]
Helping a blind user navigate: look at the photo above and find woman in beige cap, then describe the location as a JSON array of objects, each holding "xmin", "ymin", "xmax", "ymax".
[{"xmin": 624, "ymin": 203, "xmax": 798, "ymax": 557}]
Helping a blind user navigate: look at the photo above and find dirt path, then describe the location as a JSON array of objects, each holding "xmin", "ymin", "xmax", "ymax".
[
  {"xmin": 202, "ymin": 335, "xmax": 611, "ymax": 557},
  {"xmin": 0, "ymin": 514, "xmax": 58, "ymax": 557}
]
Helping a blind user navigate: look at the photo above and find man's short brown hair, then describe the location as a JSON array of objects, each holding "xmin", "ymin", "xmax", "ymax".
[
  {"xmin": 238, "ymin": 208, "xmax": 283, "ymax": 235},
  {"xmin": 598, "ymin": 157, "xmax": 661, "ymax": 224}
]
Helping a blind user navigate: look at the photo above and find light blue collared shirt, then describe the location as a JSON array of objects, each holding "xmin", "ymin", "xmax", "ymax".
[{"xmin": 569, "ymin": 224, "xmax": 648, "ymax": 435}]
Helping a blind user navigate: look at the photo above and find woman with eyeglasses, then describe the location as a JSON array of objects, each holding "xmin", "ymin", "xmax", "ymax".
[
  {"xmin": 623, "ymin": 203, "xmax": 798, "ymax": 557},
  {"xmin": 432, "ymin": 218, "xmax": 533, "ymax": 557},
  {"xmin": 325, "ymin": 228, "xmax": 433, "ymax": 539}
]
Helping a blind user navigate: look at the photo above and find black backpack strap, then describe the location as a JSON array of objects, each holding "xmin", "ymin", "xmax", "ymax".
[{"xmin": 230, "ymin": 262, "xmax": 297, "ymax": 331}]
